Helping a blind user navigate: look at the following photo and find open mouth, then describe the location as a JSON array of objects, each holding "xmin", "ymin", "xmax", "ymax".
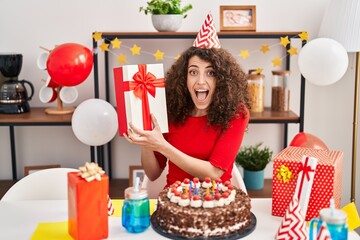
[{"xmin": 195, "ymin": 89, "xmax": 209, "ymax": 101}]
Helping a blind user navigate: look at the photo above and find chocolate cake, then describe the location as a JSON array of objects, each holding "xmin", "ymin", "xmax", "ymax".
[{"xmin": 152, "ymin": 177, "xmax": 252, "ymax": 238}]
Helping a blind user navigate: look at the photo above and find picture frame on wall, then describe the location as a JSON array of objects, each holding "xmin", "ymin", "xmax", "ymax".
[
  {"xmin": 220, "ymin": 5, "xmax": 256, "ymax": 31},
  {"xmin": 24, "ymin": 164, "xmax": 61, "ymax": 176},
  {"xmin": 129, "ymin": 165, "xmax": 145, "ymax": 187}
]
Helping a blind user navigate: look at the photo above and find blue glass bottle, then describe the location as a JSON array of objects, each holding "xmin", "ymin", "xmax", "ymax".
[{"xmin": 122, "ymin": 185, "xmax": 150, "ymax": 233}]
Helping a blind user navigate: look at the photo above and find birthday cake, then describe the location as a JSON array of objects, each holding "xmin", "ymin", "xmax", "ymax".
[{"xmin": 152, "ymin": 177, "xmax": 252, "ymax": 238}]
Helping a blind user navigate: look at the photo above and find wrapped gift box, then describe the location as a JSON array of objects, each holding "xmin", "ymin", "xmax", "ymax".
[
  {"xmin": 68, "ymin": 172, "xmax": 109, "ymax": 240},
  {"xmin": 113, "ymin": 63, "xmax": 169, "ymax": 136},
  {"xmin": 272, "ymin": 146, "xmax": 343, "ymax": 221}
]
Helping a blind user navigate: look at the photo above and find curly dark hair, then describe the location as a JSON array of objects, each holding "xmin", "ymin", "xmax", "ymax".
[{"xmin": 165, "ymin": 47, "xmax": 251, "ymax": 130}]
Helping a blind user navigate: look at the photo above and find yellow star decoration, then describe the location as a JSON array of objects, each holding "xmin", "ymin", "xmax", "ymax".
[
  {"xmin": 254, "ymin": 68, "xmax": 263, "ymax": 74},
  {"xmin": 298, "ymin": 32, "xmax": 309, "ymax": 41},
  {"xmin": 92, "ymin": 32, "xmax": 102, "ymax": 42},
  {"xmin": 280, "ymin": 36, "xmax": 290, "ymax": 48},
  {"xmin": 239, "ymin": 50, "xmax": 250, "ymax": 59},
  {"xmin": 99, "ymin": 42, "xmax": 109, "ymax": 52},
  {"xmin": 175, "ymin": 54, "xmax": 181, "ymax": 60},
  {"xmin": 111, "ymin": 38, "xmax": 122, "ymax": 49},
  {"xmin": 272, "ymin": 57, "xmax": 282, "ymax": 67},
  {"xmin": 117, "ymin": 54, "xmax": 127, "ymax": 64},
  {"xmin": 130, "ymin": 44, "xmax": 141, "ymax": 55},
  {"xmin": 260, "ymin": 45, "xmax": 270, "ymax": 54},
  {"xmin": 153, "ymin": 50, "xmax": 164, "ymax": 61},
  {"xmin": 287, "ymin": 46, "xmax": 298, "ymax": 56}
]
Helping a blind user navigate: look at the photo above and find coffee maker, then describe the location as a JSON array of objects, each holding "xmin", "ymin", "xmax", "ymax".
[{"xmin": 0, "ymin": 53, "xmax": 34, "ymax": 114}]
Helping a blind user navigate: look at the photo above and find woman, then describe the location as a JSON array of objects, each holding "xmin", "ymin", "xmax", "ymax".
[{"xmin": 124, "ymin": 46, "xmax": 250, "ymax": 187}]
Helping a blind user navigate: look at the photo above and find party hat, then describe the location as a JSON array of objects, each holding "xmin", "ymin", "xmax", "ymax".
[
  {"xmin": 316, "ymin": 222, "xmax": 332, "ymax": 240},
  {"xmin": 107, "ymin": 195, "xmax": 114, "ymax": 216},
  {"xmin": 193, "ymin": 13, "xmax": 221, "ymax": 49},
  {"xmin": 275, "ymin": 196, "xmax": 309, "ymax": 239}
]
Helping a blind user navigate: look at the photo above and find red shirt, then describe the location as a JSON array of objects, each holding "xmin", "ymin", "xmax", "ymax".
[{"xmin": 155, "ymin": 108, "xmax": 249, "ymax": 187}]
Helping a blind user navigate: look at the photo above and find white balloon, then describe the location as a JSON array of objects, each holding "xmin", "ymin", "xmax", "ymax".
[
  {"xmin": 298, "ymin": 38, "xmax": 349, "ymax": 86},
  {"xmin": 72, "ymin": 99, "xmax": 118, "ymax": 146}
]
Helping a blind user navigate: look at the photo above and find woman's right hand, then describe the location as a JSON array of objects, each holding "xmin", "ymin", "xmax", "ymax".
[{"xmin": 123, "ymin": 114, "xmax": 167, "ymax": 152}]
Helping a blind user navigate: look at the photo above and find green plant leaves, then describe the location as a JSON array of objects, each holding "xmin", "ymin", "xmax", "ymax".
[
  {"xmin": 235, "ymin": 143, "xmax": 273, "ymax": 171},
  {"xmin": 139, "ymin": 0, "xmax": 192, "ymax": 17}
]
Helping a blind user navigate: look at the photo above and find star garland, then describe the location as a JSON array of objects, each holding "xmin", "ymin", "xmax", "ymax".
[{"xmin": 92, "ymin": 31, "xmax": 308, "ymax": 72}]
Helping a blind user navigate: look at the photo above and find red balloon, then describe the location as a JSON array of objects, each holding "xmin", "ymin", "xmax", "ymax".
[
  {"xmin": 289, "ymin": 132, "xmax": 329, "ymax": 150},
  {"xmin": 47, "ymin": 43, "xmax": 93, "ymax": 87}
]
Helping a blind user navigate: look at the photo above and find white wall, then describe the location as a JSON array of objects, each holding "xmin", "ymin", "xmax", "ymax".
[{"xmin": 1, "ymin": 0, "xmax": 359, "ymax": 210}]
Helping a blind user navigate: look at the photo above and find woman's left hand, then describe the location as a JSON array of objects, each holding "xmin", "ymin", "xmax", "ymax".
[{"xmin": 123, "ymin": 114, "xmax": 167, "ymax": 151}]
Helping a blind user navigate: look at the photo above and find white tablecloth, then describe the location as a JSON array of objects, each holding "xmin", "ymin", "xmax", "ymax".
[{"xmin": 0, "ymin": 198, "xmax": 358, "ymax": 239}]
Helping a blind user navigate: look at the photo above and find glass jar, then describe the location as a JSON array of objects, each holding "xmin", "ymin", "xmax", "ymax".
[
  {"xmin": 271, "ymin": 70, "xmax": 290, "ymax": 112},
  {"xmin": 247, "ymin": 73, "xmax": 265, "ymax": 112},
  {"xmin": 122, "ymin": 186, "xmax": 150, "ymax": 233},
  {"xmin": 309, "ymin": 208, "xmax": 348, "ymax": 240}
]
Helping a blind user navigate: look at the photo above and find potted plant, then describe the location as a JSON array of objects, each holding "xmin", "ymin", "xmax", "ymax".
[
  {"xmin": 139, "ymin": 0, "xmax": 192, "ymax": 32},
  {"xmin": 235, "ymin": 143, "xmax": 273, "ymax": 190}
]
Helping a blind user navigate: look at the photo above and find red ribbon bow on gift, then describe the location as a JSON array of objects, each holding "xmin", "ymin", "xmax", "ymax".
[
  {"xmin": 124, "ymin": 64, "xmax": 165, "ymax": 130},
  {"xmin": 298, "ymin": 159, "xmax": 315, "ymax": 181},
  {"xmin": 296, "ymin": 156, "xmax": 315, "ymax": 199}
]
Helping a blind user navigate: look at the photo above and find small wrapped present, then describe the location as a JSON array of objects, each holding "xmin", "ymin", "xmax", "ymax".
[
  {"xmin": 68, "ymin": 163, "xmax": 109, "ymax": 240},
  {"xmin": 113, "ymin": 63, "xmax": 169, "ymax": 136},
  {"xmin": 272, "ymin": 146, "xmax": 343, "ymax": 221}
]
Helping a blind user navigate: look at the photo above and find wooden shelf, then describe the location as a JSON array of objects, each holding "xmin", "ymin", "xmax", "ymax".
[
  {"xmin": 250, "ymin": 107, "xmax": 300, "ymax": 123},
  {"xmin": 100, "ymin": 31, "xmax": 303, "ymax": 39},
  {"xmin": 0, "ymin": 107, "xmax": 72, "ymax": 126},
  {"xmin": 247, "ymin": 179, "xmax": 272, "ymax": 198},
  {"xmin": 0, "ymin": 107, "xmax": 299, "ymax": 126}
]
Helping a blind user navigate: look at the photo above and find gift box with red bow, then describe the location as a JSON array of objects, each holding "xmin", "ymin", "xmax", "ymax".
[
  {"xmin": 113, "ymin": 64, "xmax": 169, "ymax": 136},
  {"xmin": 68, "ymin": 165, "xmax": 109, "ymax": 240},
  {"xmin": 272, "ymin": 146, "xmax": 343, "ymax": 221}
]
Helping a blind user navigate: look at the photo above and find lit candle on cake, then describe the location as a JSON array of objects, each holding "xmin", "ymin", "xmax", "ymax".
[
  {"xmin": 189, "ymin": 181, "xmax": 193, "ymax": 195},
  {"xmin": 194, "ymin": 186, "xmax": 198, "ymax": 196}
]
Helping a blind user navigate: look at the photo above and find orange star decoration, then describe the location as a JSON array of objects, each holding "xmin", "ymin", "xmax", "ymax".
[
  {"xmin": 280, "ymin": 36, "xmax": 290, "ymax": 48},
  {"xmin": 239, "ymin": 50, "xmax": 250, "ymax": 59},
  {"xmin": 287, "ymin": 46, "xmax": 298, "ymax": 56},
  {"xmin": 153, "ymin": 50, "xmax": 164, "ymax": 61},
  {"xmin": 272, "ymin": 57, "xmax": 282, "ymax": 67},
  {"xmin": 92, "ymin": 32, "xmax": 103, "ymax": 42},
  {"xmin": 111, "ymin": 38, "xmax": 122, "ymax": 49},
  {"xmin": 130, "ymin": 44, "xmax": 141, "ymax": 55},
  {"xmin": 260, "ymin": 44, "xmax": 270, "ymax": 53},
  {"xmin": 298, "ymin": 32, "xmax": 309, "ymax": 41},
  {"xmin": 117, "ymin": 54, "xmax": 127, "ymax": 64},
  {"xmin": 99, "ymin": 42, "xmax": 109, "ymax": 52},
  {"xmin": 254, "ymin": 68, "xmax": 263, "ymax": 74}
]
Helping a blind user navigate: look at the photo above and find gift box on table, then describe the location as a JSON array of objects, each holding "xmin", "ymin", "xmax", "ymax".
[
  {"xmin": 272, "ymin": 146, "xmax": 343, "ymax": 221},
  {"xmin": 113, "ymin": 63, "xmax": 169, "ymax": 136},
  {"xmin": 68, "ymin": 172, "xmax": 109, "ymax": 240}
]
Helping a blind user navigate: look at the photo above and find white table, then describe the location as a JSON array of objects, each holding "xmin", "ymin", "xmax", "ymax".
[{"xmin": 0, "ymin": 199, "xmax": 358, "ymax": 239}]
